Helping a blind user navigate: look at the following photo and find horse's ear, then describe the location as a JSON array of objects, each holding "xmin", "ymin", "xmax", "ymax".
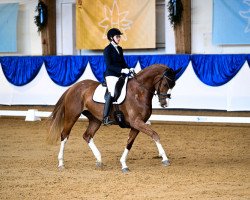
[{"xmin": 174, "ymin": 67, "xmax": 182, "ymax": 75}]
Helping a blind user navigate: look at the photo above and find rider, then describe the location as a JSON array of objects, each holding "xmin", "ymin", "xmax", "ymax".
[{"xmin": 103, "ymin": 28, "xmax": 134, "ymax": 125}]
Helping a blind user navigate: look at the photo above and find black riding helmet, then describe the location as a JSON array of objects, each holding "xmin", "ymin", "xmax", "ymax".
[{"xmin": 107, "ymin": 28, "xmax": 123, "ymax": 41}]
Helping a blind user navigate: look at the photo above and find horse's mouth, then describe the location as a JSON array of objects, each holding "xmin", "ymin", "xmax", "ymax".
[
  {"xmin": 160, "ymin": 102, "xmax": 168, "ymax": 108},
  {"xmin": 161, "ymin": 104, "xmax": 168, "ymax": 108},
  {"xmin": 160, "ymin": 99, "xmax": 169, "ymax": 108}
]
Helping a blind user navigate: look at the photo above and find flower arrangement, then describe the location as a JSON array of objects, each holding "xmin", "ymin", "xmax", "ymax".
[
  {"xmin": 34, "ymin": 0, "xmax": 48, "ymax": 32},
  {"xmin": 168, "ymin": 0, "xmax": 183, "ymax": 27}
]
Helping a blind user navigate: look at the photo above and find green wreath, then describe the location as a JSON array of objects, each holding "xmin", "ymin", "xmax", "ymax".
[
  {"xmin": 168, "ymin": 0, "xmax": 183, "ymax": 27},
  {"xmin": 34, "ymin": 0, "xmax": 48, "ymax": 32}
]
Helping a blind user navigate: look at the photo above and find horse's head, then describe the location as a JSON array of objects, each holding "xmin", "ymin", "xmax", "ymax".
[{"xmin": 156, "ymin": 67, "xmax": 182, "ymax": 108}]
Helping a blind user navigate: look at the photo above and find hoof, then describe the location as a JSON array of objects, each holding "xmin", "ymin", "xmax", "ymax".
[
  {"xmin": 96, "ymin": 162, "xmax": 104, "ymax": 168},
  {"xmin": 122, "ymin": 167, "xmax": 130, "ymax": 173},
  {"xmin": 58, "ymin": 165, "xmax": 65, "ymax": 171},
  {"xmin": 162, "ymin": 160, "xmax": 170, "ymax": 167}
]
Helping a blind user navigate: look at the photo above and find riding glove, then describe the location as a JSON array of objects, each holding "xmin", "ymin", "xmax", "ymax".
[
  {"xmin": 121, "ymin": 68, "xmax": 130, "ymax": 74},
  {"xmin": 129, "ymin": 68, "xmax": 136, "ymax": 77}
]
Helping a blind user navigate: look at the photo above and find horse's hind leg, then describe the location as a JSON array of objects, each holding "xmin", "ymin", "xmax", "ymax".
[
  {"xmin": 130, "ymin": 119, "xmax": 170, "ymax": 167},
  {"xmin": 82, "ymin": 111, "xmax": 102, "ymax": 167},
  {"xmin": 120, "ymin": 128, "xmax": 139, "ymax": 173},
  {"xmin": 58, "ymin": 113, "xmax": 81, "ymax": 170},
  {"xmin": 58, "ymin": 137, "xmax": 67, "ymax": 169}
]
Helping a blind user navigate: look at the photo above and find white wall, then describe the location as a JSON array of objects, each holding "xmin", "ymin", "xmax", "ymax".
[
  {"xmin": 0, "ymin": 0, "xmax": 249, "ymax": 54},
  {"xmin": 17, "ymin": 0, "xmax": 42, "ymax": 55},
  {"xmin": 0, "ymin": 0, "xmax": 249, "ymax": 110},
  {"xmin": 56, "ymin": 0, "xmax": 76, "ymax": 55},
  {"xmin": 1, "ymin": 60, "xmax": 250, "ymax": 111}
]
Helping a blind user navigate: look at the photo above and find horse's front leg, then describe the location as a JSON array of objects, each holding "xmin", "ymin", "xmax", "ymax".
[
  {"xmin": 88, "ymin": 138, "xmax": 102, "ymax": 167},
  {"xmin": 120, "ymin": 128, "xmax": 139, "ymax": 173},
  {"xmin": 131, "ymin": 119, "xmax": 170, "ymax": 166},
  {"xmin": 154, "ymin": 140, "xmax": 170, "ymax": 166}
]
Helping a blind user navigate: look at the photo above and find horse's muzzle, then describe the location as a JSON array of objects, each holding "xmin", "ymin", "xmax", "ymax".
[
  {"xmin": 160, "ymin": 98, "xmax": 169, "ymax": 108},
  {"xmin": 160, "ymin": 103, "xmax": 168, "ymax": 108}
]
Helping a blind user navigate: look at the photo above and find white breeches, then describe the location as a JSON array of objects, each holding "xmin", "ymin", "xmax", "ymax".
[{"xmin": 105, "ymin": 76, "xmax": 119, "ymax": 97}]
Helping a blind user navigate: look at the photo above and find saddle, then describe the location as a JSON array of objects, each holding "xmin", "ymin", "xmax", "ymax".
[
  {"xmin": 92, "ymin": 75, "xmax": 130, "ymax": 128},
  {"xmin": 93, "ymin": 75, "xmax": 128, "ymax": 104}
]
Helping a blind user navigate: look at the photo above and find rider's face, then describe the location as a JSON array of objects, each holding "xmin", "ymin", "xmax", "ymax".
[{"xmin": 113, "ymin": 35, "xmax": 121, "ymax": 44}]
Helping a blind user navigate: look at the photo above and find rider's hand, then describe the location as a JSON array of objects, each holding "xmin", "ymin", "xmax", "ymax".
[
  {"xmin": 129, "ymin": 68, "xmax": 135, "ymax": 73},
  {"xmin": 129, "ymin": 68, "xmax": 136, "ymax": 77},
  {"xmin": 121, "ymin": 68, "xmax": 130, "ymax": 74}
]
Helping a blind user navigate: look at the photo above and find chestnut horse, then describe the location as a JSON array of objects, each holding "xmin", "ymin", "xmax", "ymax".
[{"xmin": 48, "ymin": 64, "xmax": 181, "ymax": 173}]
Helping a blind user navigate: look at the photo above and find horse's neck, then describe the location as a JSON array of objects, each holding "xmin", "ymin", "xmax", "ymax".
[{"xmin": 136, "ymin": 68, "xmax": 163, "ymax": 91}]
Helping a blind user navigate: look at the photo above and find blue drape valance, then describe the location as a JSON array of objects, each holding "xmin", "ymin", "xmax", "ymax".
[
  {"xmin": 88, "ymin": 56, "xmax": 106, "ymax": 83},
  {"xmin": 246, "ymin": 54, "xmax": 250, "ymax": 67},
  {"xmin": 192, "ymin": 54, "xmax": 247, "ymax": 86},
  {"xmin": 44, "ymin": 56, "xmax": 89, "ymax": 86},
  {"xmin": 0, "ymin": 56, "xmax": 43, "ymax": 86},
  {"xmin": 138, "ymin": 54, "xmax": 190, "ymax": 79},
  {"xmin": 0, "ymin": 54, "xmax": 249, "ymax": 87}
]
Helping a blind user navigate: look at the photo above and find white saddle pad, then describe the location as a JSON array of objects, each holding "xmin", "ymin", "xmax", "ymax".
[{"xmin": 93, "ymin": 77, "xmax": 128, "ymax": 104}]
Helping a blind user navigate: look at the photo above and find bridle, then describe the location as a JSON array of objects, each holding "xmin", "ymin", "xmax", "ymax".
[
  {"xmin": 155, "ymin": 72, "xmax": 173, "ymax": 101},
  {"xmin": 132, "ymin": 70, "xmax": 174, "ymax": 100}
]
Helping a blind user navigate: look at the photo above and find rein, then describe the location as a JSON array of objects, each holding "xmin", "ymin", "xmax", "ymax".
[
  {"xmin": 132, "ymin": 71, "xmax": 173, "ymax": 99},
  {"xmin": 156, "ymin": 76, "xmax": 173, "ymax": 100},
  {"xmin": 132, "ymin": 74, "xmax": 160, "ymax": 96}
]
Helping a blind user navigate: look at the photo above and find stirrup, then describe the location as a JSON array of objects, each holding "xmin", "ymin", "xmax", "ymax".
[{"xmin": 103, "ymin": 117, "xmax": 114, "ymax": 125}]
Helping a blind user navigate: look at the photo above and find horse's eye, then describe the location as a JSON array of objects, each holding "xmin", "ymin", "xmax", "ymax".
[{"xmin": 164, "ymin": 81, "xmax": 169, "ymax": 87}]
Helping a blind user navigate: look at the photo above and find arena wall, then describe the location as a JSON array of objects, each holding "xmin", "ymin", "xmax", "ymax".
[
  {"xmin": 1, "ymin": 0, "xmax": 250, "ymax": 55},
  {"xmin": 0, "ymin": 0, "xmax": 249, "ymax": 112}
]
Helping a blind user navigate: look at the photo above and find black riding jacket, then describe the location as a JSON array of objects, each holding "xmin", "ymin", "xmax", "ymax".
[{"xmin": 103, "ymin": 43, "xmax": 128, "ymax": 77}]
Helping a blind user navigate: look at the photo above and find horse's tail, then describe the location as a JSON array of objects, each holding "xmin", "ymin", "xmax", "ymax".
[{"xmin": 47, "ymin": 89, "xmax": 68, "ymax": 145}]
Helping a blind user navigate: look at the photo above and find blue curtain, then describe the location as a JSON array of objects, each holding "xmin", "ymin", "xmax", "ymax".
[
  {"xmin": 0, "ymin": 55, "xmax": 249, "ymax": 87},
  {"xmin": 192, "ymin": 54, "xmax": 246, "ymax": 86},
  {"xmin": 88, "ymin": 56, "xmax": 106, "ymax": 83},
  {"xmin": 0, "ymin": 56, "xmax": 43, "ymax": 86},
  {"xmin": 88, "ymin": 55, "xmax": 140, "ymax": 82},
  {"xmin": 124, "ymin": 55, "xmax": 139, "ymax": 68},
  {"xmin": 246, "ymin": 55, "xmax": 250, "ymax": 68},
  {"xmin": 138, "ymin": 55, "xmax": 190, "ymax": 79},
  {"xmin": 44, "ymin": 56, "xmax": 88, "ymax": 86}
]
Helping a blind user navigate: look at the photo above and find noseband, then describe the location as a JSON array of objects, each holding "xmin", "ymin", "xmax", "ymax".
[{"xmin": 155, "ymin": 71, "xmax": 174, "ymax": 101}]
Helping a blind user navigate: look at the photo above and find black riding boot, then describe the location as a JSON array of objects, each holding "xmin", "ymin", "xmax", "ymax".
[{"xmin": 103, "ymin": 93, "xmax": 114, "ymax": 125}]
